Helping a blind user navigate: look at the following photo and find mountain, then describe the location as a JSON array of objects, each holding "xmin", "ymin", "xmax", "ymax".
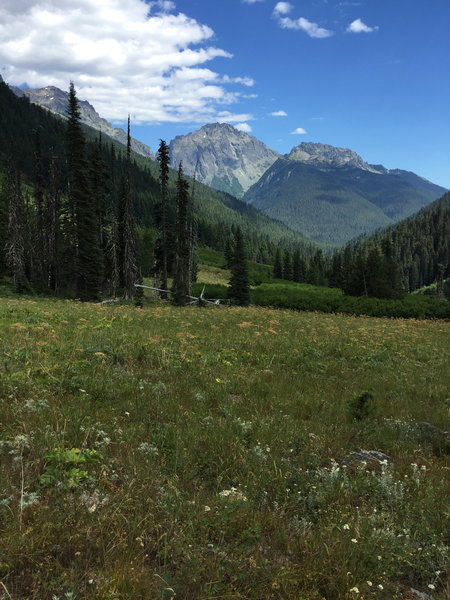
[
  {"xmin": 169, "ymin": 123, "xmax": 280, "ymax": 198},
  {"xmin": 0, "ymin": 78, "xmax": 312, "ymax": 271},
  {"xmin": 243, "ymin": 142, "xmax": 447, "ymax": 248},
  {"xmin": 11, "ymin": 83, "xmax": 154, "ymax": 159}
]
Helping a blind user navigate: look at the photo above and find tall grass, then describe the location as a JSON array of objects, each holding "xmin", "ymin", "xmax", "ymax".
[{"xmin": 0, "ymin": 297, "xmax": 448, "ymax": 600}]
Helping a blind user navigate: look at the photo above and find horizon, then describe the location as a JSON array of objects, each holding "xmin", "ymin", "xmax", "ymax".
[{"xmin": 0, "ymin": 0, "xmax": 449, "ymax": 188}]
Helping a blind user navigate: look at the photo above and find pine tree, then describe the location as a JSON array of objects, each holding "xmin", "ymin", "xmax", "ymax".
[
  {"xmin": 106, "ymin": 143, "xmax": 120, "ymax": 297},
  {"xmin": 155, "ymin": 139, "xmax": 170, "ymax": 297},
  {"xmin": 172, "ymin": 162, "xmax": 192, "ymax": 305},
  {"xmin": 0, "ymin": 173, "xmax": 9, "ymax": 278},
  {"xmin": 293, "ymin": 248, "xmax": 305, "ymax": 283},
  {"xmin": 47, "ymin": 157, "xmax": 62, "ymax": 293},
  {"xmin": 273, "ymin": 248, "xmax": 283, "ymax": 279},
  {"xmin": 89, "ymin": 133, "xmax": 110, "ymax": 292},
  {"xmin": 283, "ymin": 250, "xmax": 293, "ymax": 280},
  {"xmin": 121, "ymin": 116, "xmax": 140, "ymax": 300},
  {"xmin": 32, "ymin": 128, "xmax": 47, "ymax": 289},
  {"xmin": 4, "ymin": 163, "xmax": 28, "ymax": 291},
  {"xmin": 228, "ymin": 227, "xmax": 250, "ymax": 306},
  {"xmin": 224, "ymin": 237, "xmax": 233, "ymax": 269},
  {"xmin": 66, "ymin": 82, "xmax": 103, "ymax": 301}
]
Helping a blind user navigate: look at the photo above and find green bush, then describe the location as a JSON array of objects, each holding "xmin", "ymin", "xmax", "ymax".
[{"xmin": 250, "ymin": 282, "xmax": 450, "ymax": 319}]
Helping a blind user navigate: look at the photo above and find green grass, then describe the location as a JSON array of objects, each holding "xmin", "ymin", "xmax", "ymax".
[{"xmin": 0, "ymin": 296, "xmax": 449, "ymax": 600}]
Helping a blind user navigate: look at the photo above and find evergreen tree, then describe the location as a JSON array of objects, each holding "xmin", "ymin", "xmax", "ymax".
[
  {"xmin": 224, "ymin": 237, "xmax": 233, "ymax": 269},
  {"xmin": 66, "ymin": 82, "xmax": 103, "ymax": 301},
  {"xmin": 106, "ymin": 143, "xmax": 120, "ymax": 297},
  {"xmin": 47, "ymin": 157, "xmax": 62, "ymax": 293},
  {"xmin": 273, "ymin": 248, "xmax": 283, "ymax": 279},
  {"xmin": 89, "ymin": 133, "xmax": 110, "ymax": 292},
  {"xmin": 292, "ymin": 249, "xmax": 305, "ymax": 283},
  {"xmin": 228, "ymin": 227, "xmax": 250, "ymax": 306},
  {"xmin": 283, "ymin": 250, "xmax": 293, "ymax": 280},
  {"xmin": 121, "ymin": 116, "xmax": 140, "ymax": 300},
  {"xmin": 0, "ymin": 173, "xmax": 9, "ymax": 278},
  {"xmin": 172, "ymin": 162, "xmax": 192, "ymax": 305},
  {"xmin": 32, "ymin": 128, "xmax": 47, "ymax": 289},
  {"xmin": 4, "ymin": 163, "xmax": 28, "ymax": 291},
  {"xmin": 155, "ymin": 139, "xmax": 170, "ymax": 297},
  {"xmin": 308, "ymin": 249, "xmax": 327, "ymax": 286}
]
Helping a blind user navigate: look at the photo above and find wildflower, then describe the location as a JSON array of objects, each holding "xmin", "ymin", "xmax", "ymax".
[
  {"xmin": 366, "ymin": 581, "xmax": 372, "ymax": 586},
  {"xmin": 349, "ymin": 587, "xmax": 359, "ymax": 594},
  {"xmin": 204, "ymin": 505, "xmax": 211, "ymax": 512},
  {"xmin": 219, "ymin": 487, "xmax": 247, "ymax": 502},
  {"xmin": 343, "ymin": 523, "xmax": 350, "ymax": 530},
  {"xmin": 378, "ymin": 584, "xmax": 384, "ymax": 590},
  {"xmin": 428, "ymin": 584, "xmax": 435, "ymax": 590},
  {"xmin": 351, "ymin": 538, "xmax": 358, "ymax": 543}
]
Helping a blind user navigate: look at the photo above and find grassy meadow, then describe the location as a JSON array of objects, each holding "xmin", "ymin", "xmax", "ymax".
[{"xmin": 0, "ymin": 296, "xmax": 449, "ymax": 600}]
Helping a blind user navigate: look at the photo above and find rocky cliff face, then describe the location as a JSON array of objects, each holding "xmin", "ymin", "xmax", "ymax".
[
  {"xmin": 287, "ymin": 142, "xmax": 385, "ymax": 174},
  {"xmin": 169, "ymin": 123, "xmax": 280, "ymax": 198},
  {"xmin": 12, "ymin": 85, "xmax": 154, "ymax": 159}
]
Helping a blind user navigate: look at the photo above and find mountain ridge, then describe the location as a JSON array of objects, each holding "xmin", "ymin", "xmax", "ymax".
[
  {"xmin": 10, "ymin": 82, "xmax": 154, "ymax": 159},
  {"xmin": 243, "ymin": 149, "xmax": 447, "ymax": 248}
]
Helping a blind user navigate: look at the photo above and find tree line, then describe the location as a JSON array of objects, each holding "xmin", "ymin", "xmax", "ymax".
[{"xmin": 0, "ymin": 78, "xmax": 448, "ymax": 304}]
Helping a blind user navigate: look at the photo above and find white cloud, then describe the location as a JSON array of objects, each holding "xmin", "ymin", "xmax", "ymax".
[
  {"xmin": 274, "ymin": 2, "xmax": 292, "ymax": 15},
  {"xmin": 221, "ymin": 75, "xmax": 255, "ymax": 87},
  {"xmin": 273, "ymin": 3, "xmax": 333, "ymax": 38},
  {"xmin": 347, "ymin": 18, "xmax": 379, "ymax": 33},
  {"xmin": 0, "ymin": 0, "xmax": 254, "ymax": 124},
  {"xmin": 277, "ymin": 16, "xmax": 333, "ymax": 38},
  {"xmin": 291, "ymin": 127, "xmax": 307, "ymax": 134},
  {"xmin": 235, "ymin": 122, "xmax": 252, "ymax": 132},
  {"xmin": 270, "ymin": 110, "xmax": 288, "ymax": 116},
  {"xmin": 242, "ymin": 0, "xmax": 264, "ymax": 3}
]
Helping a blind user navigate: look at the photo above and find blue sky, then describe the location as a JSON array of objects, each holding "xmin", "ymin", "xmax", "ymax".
[
  {"xmin": 1, "ymin": 0, "xmax": 449, "ymax": 187},
  {"xmin": 141, "ymin": 0, "xmax": 450, "ymax": 188}
]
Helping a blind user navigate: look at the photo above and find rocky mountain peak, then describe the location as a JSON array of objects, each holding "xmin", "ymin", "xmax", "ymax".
[
  {"xmin": 169, "ymin": 123, "xmax": 280, "ymax": 198},
  {"xmin": 10, "ymin": 84, "xmax": 154, "ymax": 159},
  {"xmin": 287, "ymin": 142, "xmax": 384, "ymax": 174}
]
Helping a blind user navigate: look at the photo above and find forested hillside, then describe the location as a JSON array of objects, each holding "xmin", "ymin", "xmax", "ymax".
[
  {"xmin": 0, "ymin": 79, "xmax": 313, "ymax": 290},
  {"xmin": 243, "ymin": 155, "xmax": 447, "ymax": 248},
  {"xmin": 331, "ymin": 193, "xmax": 450, "ymax": 296}
]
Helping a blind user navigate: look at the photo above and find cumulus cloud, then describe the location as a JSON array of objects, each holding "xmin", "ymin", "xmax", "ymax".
[
  {"xmin": 273, "ymin": 3, "xmax": 333, "ymax": 38},
  {"xmin": 235, "ymin": 122, "xmax": 252, "ymax": 132},
  {"xmin": 274, "ymin": 2, "xmax": 292, "ymax": 15},
  {"xmin": 270, "ymin": 110, "xmax": 288, "ymax": 116},
  {"xmin": 347, "ymin": 18, "xmax": 379, "ymax": 33},
  {"xmin": 0, "ymin": 0, "xmax": 254, "ymax": 124},
  {"xmin": 242, "ymin": 0, "xmax": 264, "ymax": 3},
  {"xmin": 291, "ymin": 127, "xmax": 307, "ymax": 134}
]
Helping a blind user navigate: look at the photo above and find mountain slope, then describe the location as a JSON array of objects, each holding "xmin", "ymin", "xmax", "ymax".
[
  {"xmin": 243, "ymin": 143, "xmax": 447, "ymax": 248},
  {"xmin": 335, "ymin": 191, "xmax": 450, "ymax": 293},
  {"xmin": 0, "ymin": 78, "xmax": 312, "ymax": 266},
  {"xmin": 11, "ymin": 83, "xmax": 154, "ymax": 159},
  {"xmin": 169, "ymin": 123, "xmax": 280, "ymax": 198}
]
